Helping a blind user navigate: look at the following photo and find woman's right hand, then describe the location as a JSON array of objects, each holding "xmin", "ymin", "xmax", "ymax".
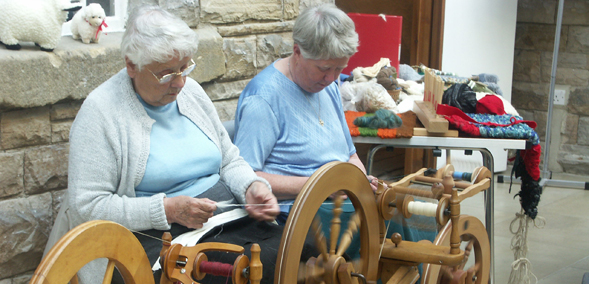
[{"xmin": 163, "ymin": 196, "xmax": 217, "ymax": 229}]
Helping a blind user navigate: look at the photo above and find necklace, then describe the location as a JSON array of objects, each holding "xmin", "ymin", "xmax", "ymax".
[{"xmin": 288, "ymin": 57, "xmax": 324, "ymax": 126}]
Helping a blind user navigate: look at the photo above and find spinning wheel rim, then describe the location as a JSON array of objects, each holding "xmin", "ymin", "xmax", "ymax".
[
  {"xmin": 275, "ymin": 161, "xmax": 381, "ymax": 284},
  {"xmin": 421, "ymin": 215, "xmax": 490, "ymax": 284}
]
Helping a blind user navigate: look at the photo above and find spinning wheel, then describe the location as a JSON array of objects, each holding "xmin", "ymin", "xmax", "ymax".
[
  {"xmin": 30, "ymin": 220, "xmax": 154, "ymax": 284},
  {"xmin": 275, "ymin": 161, "xmax": 382, "ymax": 284},
  {"xmin": 421, "ymin": 215, "xmax": 490, "ymax": 284}
]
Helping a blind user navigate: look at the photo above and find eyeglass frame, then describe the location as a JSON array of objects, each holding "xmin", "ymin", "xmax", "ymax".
[{"xmin": 147, "ymin": 58, "xmax": 196, "ymax": 84}]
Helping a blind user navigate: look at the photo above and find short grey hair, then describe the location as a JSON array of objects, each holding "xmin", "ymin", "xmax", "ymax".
[
  {"xmin": 293, "ymin": 4, "xmax": 358, "ymax": 60},
  {"xmin": 121, "ymin": 5, "xmax": 199, "ymax": 71}
]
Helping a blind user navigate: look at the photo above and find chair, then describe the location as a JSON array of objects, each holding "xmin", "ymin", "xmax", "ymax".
[{"xmin": 30, "ymin": 220, "xmax": 154, "ymax": 284}]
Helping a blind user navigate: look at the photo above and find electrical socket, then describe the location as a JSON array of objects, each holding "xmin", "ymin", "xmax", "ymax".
[{"xmin": 554, "ymin": 89, "xmax": 566, "ymax": 105}]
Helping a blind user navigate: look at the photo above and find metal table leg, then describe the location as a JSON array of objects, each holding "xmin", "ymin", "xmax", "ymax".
[{"xmin": 480, "ymin": 148, "xmax": 495, "ymax": 284}]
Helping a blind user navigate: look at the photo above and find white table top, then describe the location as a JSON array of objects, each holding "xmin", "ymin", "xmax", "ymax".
[{"xmin": 352, "ymin": 135, "xmax": 527, "ymax": 153}]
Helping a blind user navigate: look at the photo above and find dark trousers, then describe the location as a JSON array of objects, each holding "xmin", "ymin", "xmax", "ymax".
[{"xmin": 113, "ymin": 181, "xmax": 317, "ymax": 284}]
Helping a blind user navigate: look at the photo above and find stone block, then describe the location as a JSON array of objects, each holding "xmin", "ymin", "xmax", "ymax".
[
  {"xmin": 284, "ymin": 0, "xmax": 299, "ymax": 20},
  {"xmin": 256, "ymin": 33, "xmax": 294, "ymax": 70},
  {"xmin": 533, "ymin": 110, "xmax": 547, "ymax": 140},
  {"xmin": 0, "ymin": 34, "xmax": 125, "ymax": 111},
  {"xmin": 518, "ymin": 109, "xmax": 534, "ymax": 121},
  {"xmin": 217, "ymin": 22, "xmax": 294, "ymax": 37},
  {"xmin": 51, "ymin": 189, "xmax": 67, "ymax": 221},
  {"xmin": 0, "ymin": 152, "xmax": 24, "ymax": 198},
  {"xmin": 50, "ymin": 101, "xmax": 82, "ymax": 121},
  {"xmin": 190, "ymin": 26, "xmax": 226, "ymax": 83},
  {"xmin": 213, "ymin": 99, "xmax": 239, "ymax": 122},
  {"xmin": 0, "ymin": 193, "xmax": 52, "ymax": 278},
  {"xmin": 202, "ymin": 79, "xmax": 251, "ymax": 101},
  {"xmin": 12, "ymin": 273, "xmax": 33, "ymax": 284},
  {"xmin": 577, "ymin": 116, "xmax": 589, "ymax": 145},
  {"xmin": 221, "ymin": 36, "xmax": 257, "ymax": 81},
  {"xmin": 515, "ymin": 23, "xmax": 566, "ymax": 52},
  {"xmin": 1, "ymin": 107, "xmax": 51, "ymax": 150},
  {"xmin": 563, "ymin": 0, "xmax": 589, "ymax": 25},
  {"xmin": 517, "ymin": 0, "xmax": 556, "ymax": 24},
  {"xmin": 566, "ymin": 26, "xmax": 589, "ymax": 53},
  {"xmin": 159, "ymin": 0, "xmax": 200, "ymax": 27},
  {"xmin": 51, "ymin": 120, "xmax": 73, "ymax": 143},
  {"xmin": 201, "ymin": 0, "xmax": 282, "ymax": 24},
  {"xmin": 541, "ymin": 51, "xmax": 589, "ymax": 69},
  {"xmin": 568, "ymin": 87, "xmax": 589, "ymax": 114},
  {"xmin": 557, "ymin": 144, "xmax": 589, "ymax": 175},
  {"xmin": 562, "ymin": 113, "xmax": 579, "ymax": 144},
  {"xmin": 513, "ymin": 50, "xmax": 542, "ymax": 83},
  {"xmin": 511, "ymin": 82, "xmax": 549, "ymax": 110},
  {"xmin": 541, "ymin": 67, "xmax": 589, "ymax": 86},
  {"xmin": 24, "ymin": 144, "xmax": 69, "ymax": 195}
]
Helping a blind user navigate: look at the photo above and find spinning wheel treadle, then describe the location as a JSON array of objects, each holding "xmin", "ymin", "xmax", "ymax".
[{"xmin": 275, "ymin": 161, "xmax": 381, "ymax": 284}]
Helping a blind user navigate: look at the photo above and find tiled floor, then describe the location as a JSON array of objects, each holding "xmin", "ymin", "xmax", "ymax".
[{"xmin": 458, "ymin": 171, "xmax": 589, "ymax": 284}]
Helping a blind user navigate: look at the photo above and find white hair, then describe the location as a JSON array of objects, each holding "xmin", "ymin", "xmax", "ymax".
[
  {"xmin": 293, "ymin": 4, "xmax": 358, "ymax": 60},
  {"xmin": 120, "ymin": 5, "xmax": 198, "ymax": 70}
]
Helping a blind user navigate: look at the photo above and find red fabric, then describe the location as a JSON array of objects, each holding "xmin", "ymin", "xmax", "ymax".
[
  {"xmin": 437, "ymin": 104, "xmax": 537, "ymax": 129},
  {"xmin": 476, "ymin": 95, "xmax": 506, "ymax": 115},
  {"xmin": 521, "ymin": 144, "xmax": 542, "ymax": 180}
]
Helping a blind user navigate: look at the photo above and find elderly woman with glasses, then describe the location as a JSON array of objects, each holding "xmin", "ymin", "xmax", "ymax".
[{"xmin": 44, "ymin": 5, "xmax": 283, "ymax": 283}]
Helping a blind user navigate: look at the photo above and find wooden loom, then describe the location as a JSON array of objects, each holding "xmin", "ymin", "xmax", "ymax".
[{"xmin": 31, "ymin": 162, "xmax": 491, "ymax": 284}]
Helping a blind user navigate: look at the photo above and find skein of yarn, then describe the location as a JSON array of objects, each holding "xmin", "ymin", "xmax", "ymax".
[{"xmin": 353, "ymin": 109, "xmax": 403, "ymax": 129}]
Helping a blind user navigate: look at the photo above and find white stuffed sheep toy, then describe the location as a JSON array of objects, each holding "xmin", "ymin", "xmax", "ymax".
[
  {"xmin": 70, "ymin": 3, "xmax": 107, "ymax": 44},
  {"xmin": 0, "ymin": 0, "xmax": 82, "ymax": 51}
]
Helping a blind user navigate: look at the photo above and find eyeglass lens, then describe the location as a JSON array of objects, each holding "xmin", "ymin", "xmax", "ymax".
[{"xmin": 159, "ymin": 62, "xmax": 196, "ymax": 84}]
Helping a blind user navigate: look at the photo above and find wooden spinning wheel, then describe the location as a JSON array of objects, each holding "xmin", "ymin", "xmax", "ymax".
[
  {"xmin": 30, "ymin": 220, "xmax": 154, "ymax": 284},
  {"xmin": 276, "ymin": 161, "xmax": 492, "ymax": 284},
  {"xmin": 275, "ymin": 161, "xmax": 382, "ymax": 284},
  {"xmin": 421, "ymin": 216, "xmax": 490, "ymax": 284}
]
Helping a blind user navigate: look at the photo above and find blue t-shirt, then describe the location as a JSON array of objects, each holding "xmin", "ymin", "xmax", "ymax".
[
  {"xmin": 135, "ymin": 95, "xmax": 222, "ymax": 198},
  {"xmin": 234, "ymin": 61, "xmax": 356, "ymax": 212}
]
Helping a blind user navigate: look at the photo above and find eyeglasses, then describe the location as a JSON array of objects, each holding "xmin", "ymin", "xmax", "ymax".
[{"xmin": 148, "ymin": 59, "xmax": 196, "ymax": 84}]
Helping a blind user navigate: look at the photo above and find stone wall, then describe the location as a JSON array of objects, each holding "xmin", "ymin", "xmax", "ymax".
[
  {"xmin": 513, "ymin": 0, "xmax": 589, "ymax": 175},
  {"xmin": 0, "ymin": 0, "xmax": 328, "ymax": 282}
]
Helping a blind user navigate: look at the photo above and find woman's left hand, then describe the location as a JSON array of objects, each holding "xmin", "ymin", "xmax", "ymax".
[{"xmin": 245, "ymin": 181, "xmax": 280, "ymax": 222}]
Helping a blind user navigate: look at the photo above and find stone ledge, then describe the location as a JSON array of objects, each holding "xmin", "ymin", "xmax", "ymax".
[
  {"xmin": 0, "ymin": 33, "xmax": 125, "ymax": 111},
  {"xmin": 0, "ymin": 26, "xmax": 227, "ymax": 112}
]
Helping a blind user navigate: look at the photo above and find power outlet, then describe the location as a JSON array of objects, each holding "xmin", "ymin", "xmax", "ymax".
[{"xmin": 554, "ymin": 89, "xmax": 566, "ymax": 105}]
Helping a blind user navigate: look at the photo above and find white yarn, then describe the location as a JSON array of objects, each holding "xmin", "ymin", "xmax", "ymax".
[
  {"xmin": 507, "ymin": 210, "xmax": 545, "ymax": 284},
  {"xmin": 407, "ymin": 201, "xmax": 437, "ymax": 217}
]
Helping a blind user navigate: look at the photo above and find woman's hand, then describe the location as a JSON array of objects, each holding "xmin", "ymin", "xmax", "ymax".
[
  {"xmin": 367, "ymin": 175, "xmax": 384, "ymax": 192},
  {"xmin": 245, "ymin": 181, "xmax": 280, "ymax": 222},
  {"xmin": 164, "ymin": 196, "xmax": 217, "ymax": 229}
]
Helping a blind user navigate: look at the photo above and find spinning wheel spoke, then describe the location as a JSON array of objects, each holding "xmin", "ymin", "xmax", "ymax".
[
  {"xmin": 336, "ymin": 213, "xmax": 360, "ymax": 257},
  {"xmin": 102, "ymin": 260, "xmax": 116, "ymax": 284},
  {"xmin": 312, "ymin": 217, "xmax": 329, "ymax": 261},
  {"xmin": 275, "ymin": 162, "xmax": 381, "ymax": 284}
]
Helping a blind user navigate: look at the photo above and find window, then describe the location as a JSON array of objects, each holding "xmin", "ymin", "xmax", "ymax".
[{"xmin": 61, "ymin": 0, "xmax": 127, "ymax": 36}]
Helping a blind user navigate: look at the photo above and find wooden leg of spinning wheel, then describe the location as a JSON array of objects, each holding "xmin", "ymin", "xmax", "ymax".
[
  {"xmin": 70, "ymin": 274, "xmax": 79, "ymax": 284},
  {"xmin": 250, "ymin": 243, "xmax": 262, "ymax": 284},
  {"xmin": 159, "ymin": 232, "xmax": 173, "ymax": 284}
]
